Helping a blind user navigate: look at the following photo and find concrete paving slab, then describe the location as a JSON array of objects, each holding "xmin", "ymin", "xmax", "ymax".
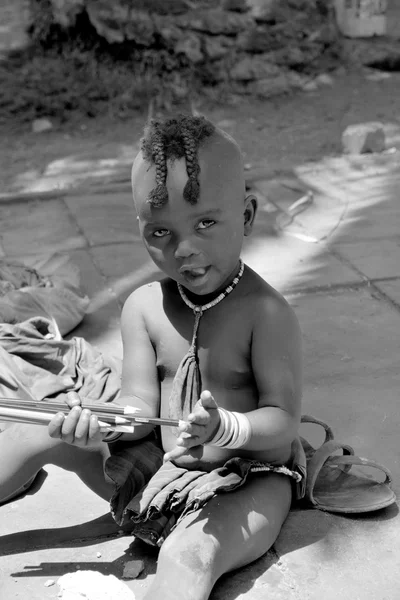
[
  {"xmin": 253, "ymin": 176, "xmax": 347, "ymax": 244},
  {"xmin": 289, "ymin": 286, "xmax": 400, "ymax": 475},
  {"xmin": 65, "ymin": 193, "xmax": 141, "ymax": 247},
  {"xmin": 65, "ymin": 249, "xmax": 123, "ymax": 356},
  {"xmin": 0, "ymin": 199, "xmax": 87, "ymax": 258},
  {"xmin": 336, "ymin": 239, "xmax": 400, "ymax": 280},
  {"xmin": 243, "ymin": 233, "xmax": 363, "ymax": 294},
  {"xmin": 374, "ymin": 278, "xmax": 400, "ymax": 308},
  {"xmin": 296, "ymin": 154, "xmax": 400, "ymax": 244},
  {"xmin": 89, "ymin": 242, "xmax": 152, "ymax": 279},
  {"xmin": 89, "ymin": 242, "xmax": 163, "ymax": 308},
  {"xmin": 275, "ymin": 507, "xmax": 400, "ymax": 600}
]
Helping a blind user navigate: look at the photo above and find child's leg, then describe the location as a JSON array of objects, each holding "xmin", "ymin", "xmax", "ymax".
[
  {"xmin": 144, "ymin": 472, "xmax": 292, "ymax": 600},
  {"xmin": 0, "ymin": 422, "xmax": 114, "ymax": 504}
]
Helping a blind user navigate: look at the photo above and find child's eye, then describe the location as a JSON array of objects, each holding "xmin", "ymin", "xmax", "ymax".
[
  {"xmin": 197, "ymin": 219, "xmax": 215, "ymax": 230},
  {"xmin": 153, "ymin": 229, "xmax": 170, "ymax": 238}
]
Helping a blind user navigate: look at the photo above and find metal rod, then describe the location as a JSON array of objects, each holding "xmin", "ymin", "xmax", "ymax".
[
  {"xmin": 0, "ymin": 397, "xmax": 141, "ymax": 415},
  {"xmin": 0, "ymin": 399, "xmax": 181, "ymax": 428},
  {"xmin": 0, "ymin": 402, "xmax": 130, "ymax": 426},
  {"xmin": 0, "ymin": 414, "xmax": 113, "ymax": 433}
]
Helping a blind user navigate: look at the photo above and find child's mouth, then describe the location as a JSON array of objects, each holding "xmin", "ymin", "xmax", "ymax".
[{"xmin": 181, "ymin": 266, "xmax": 210, "ymax": 286}]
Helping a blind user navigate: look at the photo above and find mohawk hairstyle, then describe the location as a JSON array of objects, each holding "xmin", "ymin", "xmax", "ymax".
[{"xmin": 140, "ymin": 114, "xmax": 215, "ymax": 207}]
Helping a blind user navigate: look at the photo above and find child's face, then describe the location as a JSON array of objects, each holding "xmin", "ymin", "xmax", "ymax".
[{"xmin": 133, "ymin": 133, "xmax": 256, "ymax": 296}]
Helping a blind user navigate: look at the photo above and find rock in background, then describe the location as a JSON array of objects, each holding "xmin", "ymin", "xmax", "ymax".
[{"xmin": 26, "ymin": 0, "xmax": 341, "ymax": 104}]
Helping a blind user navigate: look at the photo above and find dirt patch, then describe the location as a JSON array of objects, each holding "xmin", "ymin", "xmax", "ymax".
[{"xmin": 2, "ymin": 69, "xmax": 400, "ymax": 195}]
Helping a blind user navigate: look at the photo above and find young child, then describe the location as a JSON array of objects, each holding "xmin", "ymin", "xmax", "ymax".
[{"xmin": 3, "ymin": 115, "xmax": 304, "ymax": 600}]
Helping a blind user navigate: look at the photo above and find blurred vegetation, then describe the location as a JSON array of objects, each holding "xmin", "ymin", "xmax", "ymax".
[
  {"xmin": 0, "ymin": 7, "xmax": 199, "ymax": 124},
  {"xmin": 0, "ymin": 0, "xmax": 337, "ymax": 125}
]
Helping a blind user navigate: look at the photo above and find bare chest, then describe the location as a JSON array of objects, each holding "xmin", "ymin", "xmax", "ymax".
[{"xmin": 150, "ymin": 305, "xmax": 253, "ymax": 392}]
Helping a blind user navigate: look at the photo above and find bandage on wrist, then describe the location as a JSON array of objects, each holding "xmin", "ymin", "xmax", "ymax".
[{"xmin": 207, "ymin": 408, "xmax": 252, "ymax": 449}]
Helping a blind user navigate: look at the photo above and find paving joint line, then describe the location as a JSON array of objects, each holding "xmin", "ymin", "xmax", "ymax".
[
  {"xmin": 285, "ymin": 275, "xmax": 400, "ymax": 297},
  {"xmin": 61, "ymin": 197, "xmax": 121, "ymax": 309},
  {"xmin": 329, "ymin": 247, "xmax": 400, "ymax": 315}
]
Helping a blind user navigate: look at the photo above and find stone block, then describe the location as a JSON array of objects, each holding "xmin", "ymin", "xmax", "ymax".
[
  {"xmin": 252, "ymin": 72, "xmax": 295, "ymax": 97},
  {"xmin": 174, "ymin": 32, "xmax": 204, "ymax": 63},
  {"xmin": 50, "ymin": 0, "xmax": 85, "ymax": 27},
  {"xmin": 221, "ymin": 0, "xmax": 250, "ymax": 12},
  {"xmin": 203, "ymin": 35, "xmax": 232, "ymax": 60},
  {"xmin": 237, "ymin": 26, "xmax": 275, "ymax": 52},
  {"xmin": 230, "ymin": 54, "xmax": 281, "ymax": 81},
  {"xmin": 124, "ymin": 11, "xmax": 156, "ymax": 45},
  {"xmin": 178, "ymin": 8, "xmax": 252, "ymax": 35},
  {"xmin": 87, "ymin": 4, "xmax": 156, "ymax": 45},
  {"xmin": 247, "ymin": 0, "xmax": 290, "ymax": 22},
  {"xmin": 342, "ymin": 122, "xmax": 386, "ymax": 154}
]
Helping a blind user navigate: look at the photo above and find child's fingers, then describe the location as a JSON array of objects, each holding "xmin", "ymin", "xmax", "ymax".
[
  {"xmin": 187, "ymin": 409, "xmax": 209, "ymax": 425},
  {"xmin": 199, "ymin": 390, "xmax": 218, "ymax": 410},
  {"xmin": 163, "ymin": 445, "xmax": 189, "ymax": 463},
  {"xmin": 48, "ymin": 412, "xmax": 65, "ymax": 439},
  {"xmin": 51, "ymin": 405, "xmax": 82, "ymax": 444},
  {"xmin": 66, "ymin": 391, "xmax": 82, "ymax": 408},
  {"xmin": 89, "ymin": 414, "xmax": 103, "ymax": 440},
  {"xmin": 180, "ymin": 422, "xmax": 203, "ymax": 439},
  {"xmin": 73, "ymin": 409, "xmax": 92, "ymax": 446},
  {"xmin": 177, "ymin": 431, "xmax": 199, "ymax": 447}
]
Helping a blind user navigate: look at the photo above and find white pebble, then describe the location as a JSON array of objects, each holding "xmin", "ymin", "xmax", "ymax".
[{"xmin": 57, "ymin": 571, "xmax": 136, "ymax": 600}]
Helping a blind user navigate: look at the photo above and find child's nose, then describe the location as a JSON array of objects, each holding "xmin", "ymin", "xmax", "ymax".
[{"xmin": 174, "ymin": 238, "xmax": 199, "ymax": 260}]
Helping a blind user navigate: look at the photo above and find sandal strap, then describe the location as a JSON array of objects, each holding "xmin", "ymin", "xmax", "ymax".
[
  {"xmin": 305, "ymin": 440, "xmax": 354, "ymax": 506},
  {"xmin": 300, "ymin": 414, "xmax": 335, "ymax": 444},
  {"xmin": 327, "ymin": 455, "xmax": 392, "ymax": 485}
]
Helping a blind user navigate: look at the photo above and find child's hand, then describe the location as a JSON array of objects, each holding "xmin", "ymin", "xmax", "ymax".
[
  {"xmin": 48, "ymin": 391, "xmax": 106, "ymax": 447},
  {"xmin": 163, "ymin": 390, "xmax": 220, "ymax": 462}
]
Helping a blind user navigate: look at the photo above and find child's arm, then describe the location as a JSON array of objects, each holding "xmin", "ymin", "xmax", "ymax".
[
  {"xmin": 115, "ymin": 287, "xmax": 161, "ymax": 440},
  {"xmin": 48, "ymin": 287, "xmax": 160, "ymax": 445},
  {"xmin": 242, "ymin": 296, "xmax": 302, "ymax": 450}
]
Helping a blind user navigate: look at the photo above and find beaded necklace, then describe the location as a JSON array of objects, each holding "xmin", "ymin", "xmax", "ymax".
[
  {"xmin": 168, "ymin": 259, "xmax": 245, "ymax": 429},
  {"xmin": 177, "ymin": 259, "xmax": 244, "ymax": 350}
]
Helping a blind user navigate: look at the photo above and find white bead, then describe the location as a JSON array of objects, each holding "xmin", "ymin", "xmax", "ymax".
[{"xmin": 177, "ymin": 259, "xmax": 244, "ymax": 315}]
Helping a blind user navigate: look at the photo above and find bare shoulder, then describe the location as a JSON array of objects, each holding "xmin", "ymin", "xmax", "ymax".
[
  {"xmin": 243, "ymin": 266, "xmax": 300, "ymax": 333},
  {"xmin": 122, "ymin": 277, "xmax": 170, "ymax": 323}
]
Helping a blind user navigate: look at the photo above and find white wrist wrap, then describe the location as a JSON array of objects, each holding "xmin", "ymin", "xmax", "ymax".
[{"xmin": 207, "ymin": 408, "xmax": 252, "ymax": 449}]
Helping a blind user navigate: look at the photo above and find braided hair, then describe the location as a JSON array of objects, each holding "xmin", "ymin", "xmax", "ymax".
[{"xmin": 140, "ymin": 114, "xmax": 215, "ymax": 206}]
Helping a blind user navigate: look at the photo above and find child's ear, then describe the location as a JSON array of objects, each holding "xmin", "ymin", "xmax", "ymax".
[{"xmin": 243, "ymin": 194, "xmax": 258, "ymax": 236}]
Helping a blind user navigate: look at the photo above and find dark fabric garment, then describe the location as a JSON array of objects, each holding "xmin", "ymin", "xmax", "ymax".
[
  {"xmin": 105, "ymin": 435, "xmax": 164, "ymax": 529},
  {"xmin": 106, "ymin": 436, "xmax": 306, "ymax": 548},
  {"xmin": 0, "ymin": 317, "xmax": 121, "ymax": 403},
  {"xmin": 168, "ymin": 311, "xmax": 202, "ymax": 429}
]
